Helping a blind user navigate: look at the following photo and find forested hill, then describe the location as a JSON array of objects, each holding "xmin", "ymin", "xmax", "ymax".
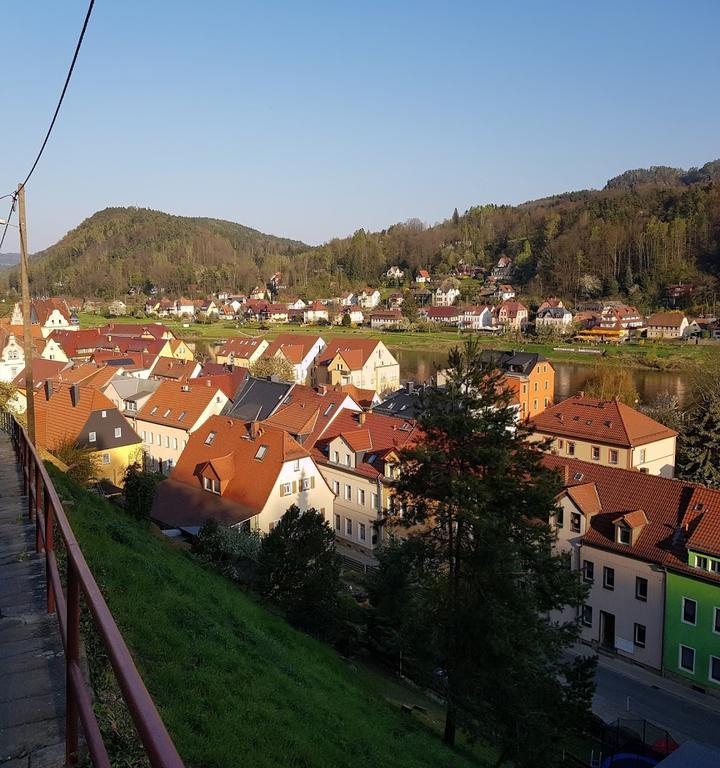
[
  {"xmin": 7, "ymin": 207, "xmax": 308, "ymax": 297},
  {"xmin": 6, "ymin": 159, "xmax": 720, "ymax": 305}
]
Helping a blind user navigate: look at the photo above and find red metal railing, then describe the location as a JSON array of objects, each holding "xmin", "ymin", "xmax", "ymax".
[{"xmin": 2, "ymin": 412, "xmax": 184, "ymax": 768}]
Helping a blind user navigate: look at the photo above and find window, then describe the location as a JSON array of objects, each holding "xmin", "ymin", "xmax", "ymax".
[
  {"xmin": 558, "ymin": 439, "xmax": 564, "ymax": 449},
  {"xmin": 300, "ymin": 477, "xmax": 312, "ymax": 491},
  {"xmin": 358, "ymin": 489, "xmax": 365, "ymax": 505},
  {"xmin": 372, "ymin": 492, "xmax": 379, "ymax": 509},
  {"xmin": 682, "ymin": 597, "xmax": 697, "ymax": 625},
  {"xmin": 293, "ymin": 459, "xmax": 300, "ymax": 471},
  {"xmin": 635, "ymin": 577, "xmax": 648, "ymax": 602},
  {"xmin": 344, "ymin": 484, "xmax": 352, "ymax": 501},
  {"xmin": 711, "ymin": 656, "xmax": 720, "ymax": 684},
  {"xmin": 639, "ymin": 448, "xmax": 646, "ymax": 463},
  {"xmin": 591, "ymin": 446, "xmax": 600, "ymax": 461},
  {"xmin": 332, "ymin": 451, "xmax": 339, "ymax": 463},
  {"xmin": 178, "ymin": 410, "xmax": 187, "ymax": 422},
  {"xmin": 280, "ymin": 482, "xmax": 292, "ymax": 496},
  {"xmin": 556, "ymin": 508, "xmax": 564, "ymax": 528},
  {"xmin": 125, "ymin": 400, "xmax": 137, "ymax": 412},
  {"xmin": 583, "ymin": 560, "xmax": 594, "ymax": 583},
  {"xmin": 609, "ymin": 449, "xmax": 618, "ymax": 465},
  {"xmin": 150, "ymin": 406, "xmax": 158, "ymax": 415},
  {"xmin": 205, "ymin": 431, "xmax": 216, "ymax": 445},
  {"xmin": 582, "ymin": 605, "xmax": 592, "ymax": 627},
  {"xmin": 696, "ymin": 555, "xmax": 708, "ymax": 570},
  {"xmin": 173, "ymin": 437, "xmax": 178, "ymax": 450},
  {"xmin": 618, "ymin": 527, "xmax": 632, "ymax": 546},
  {"xmin": 88, "ymin": 431, "xmax": 96, "ymax": 443},
  {"xmin": 714, "ymin": 607, "xmax": 720, "ymax": 634},
  {"xmin": 102, "ymin": 453, "xmax": 110, "ymax": 465},
  {"xmin": 359, "ymin": 522, "xmax": 367, "ymax": 542},
  {"xmin": 156, "ymin": 433, "xmax": 162, "ymax": 446},
  {"xmin": 255, "ymin": 445, "xmax": 267, "ymax": 460},
  {"xmin": 711, "ymin": 560, "xmax": 720, "ymax": 574},
  {"xmin": 603, "ymin": 567, "xmax": 615, "ymax": 590},
  {"xmin": 345, "ymin": 518, "xmax": 352, "ymax": 536},
  {"xmin": 571, "ymin": 512, "xmax": 581, "ymax": 533},
  {"xmin": 101, "ymin": 410, "xmax": 107, "ymax": 419},
  {"xmin": 534, "ymin": 381, "xmax": 539, "ymax": 393},
  {"xmin": 163, "ymin": 408, "xmax": 171, "ymax": 418},
  {"xmin": 567, "ymin": 442, "xmax": 575, "ymax": 456},
  {"xmin": 679, "ymin": 645, "xmax": 695, "ymax": 673},
  {"xmin": 634, "ymin": 623, "xmax": 646, "ymax": 648},
  {"xmin": 345, "ymin": 454, "xmax": 352, "ymax": 467},
  {"xmin": 334, "ymin": 513, "xmax": 340, "ymax": 531},
  {"xmin": 533, "ymin": 399, "xmax": 538, "ymax": 411},
  {"xmin": 165, "ymin": 435, "xmax": 170, "ymax": 448},
  {"xmin": 203, "ymin": 477, "xmax": 220, "ymax": 494},
  {"xmin": 141, "ymin": 430, "xmax": 147, "ymax": 442},
  {"xmin": 332, "ymin": 480, "xmax": 340, "ymax": 495}
]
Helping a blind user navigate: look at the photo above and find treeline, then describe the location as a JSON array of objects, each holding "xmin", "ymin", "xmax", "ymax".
[{"xmin": 4, "ymin": 160, "xmax": 720, "ymax": 305}]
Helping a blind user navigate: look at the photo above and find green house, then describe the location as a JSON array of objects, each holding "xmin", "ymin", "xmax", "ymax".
[{"xmin": 663, "ymin": 549, "xmax": 720, "ymax": 690}]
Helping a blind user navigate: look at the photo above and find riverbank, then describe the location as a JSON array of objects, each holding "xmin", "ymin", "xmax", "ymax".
[{"xmin": 80, "ymin": 313, "xmax": 716, "ymax": 372}]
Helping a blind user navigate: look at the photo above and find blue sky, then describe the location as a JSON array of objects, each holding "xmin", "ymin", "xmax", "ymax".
[{"xmin": 2, "ymin": 0, "xmax": 719, "ymax": 251}]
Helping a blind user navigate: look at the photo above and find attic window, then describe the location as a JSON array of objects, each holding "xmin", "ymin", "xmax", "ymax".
[
  {"xmin": 255, "ymin": 445, "xmax": 268, "ymax": 460},
  {"xmin": 400, "ymin": 422, "xmax": 412, "ymax": 431},
  {"xmin": 367, "ymin": 453, "xmax": 377, "ymax": 463},
  {"xmin": 386, "ymin": 402, "xmax": 395, "ymax": 410},
  {"xmin": 150, "ymin": 406, "xmax": 158, "ymax": 415},
  {"xmin": 178, "ymin": 411, "xmax": 187, "ymax": 421},
  {"xmin": 323, "ymin": 405, "xmax": 334, "ymax": 416},
  {"xmin": 205, "ymin": 431, "xmax": 216, "ymax": 445},
  {"xmin": 694, "ymin": 503, "xmax": 704, "ymax": 512},
  {"xmin": 573, "ymin": 472, "xmax": 584, "ymax": 481},
  {"xmin": 618, "ymin": 527, "xmax": 632, "ymax": 546},
  {"xmin": 163, "ymin": 408, "xmax": 171, "ymax": 417}
]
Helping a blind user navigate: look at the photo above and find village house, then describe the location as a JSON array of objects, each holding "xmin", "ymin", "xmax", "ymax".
[
  {"xmin": 535, "ymin": 305, "xmax": 574, "ymax": 333},
  {"xmin": 491, "ymin": 256, "xmax": 513, "ymax": 279},
  {"xmin": 421, "ymin": 306, "xmax": 460, "ymax": 326},
  {"xmin": 479, "ymin": 349, "xmax": 555, "ymax": 420},
  {"xmin": 600, "ymin": 304, "xmax": 644, "ymax": 331},
  {"xmin": 370, "ymin": 309, "xmax": 403, "ymax": 329},
  {"xmin": 198, "ymin": 299, "xmax": 219, "ymax": 317},
  {"xmin": 215, "ymin": 336, "xmax": 269, "ymax": 367},
  {"xmin": 134, "ymin": 379, "xmax": 229, "ymax": 473},
  {"xmin": 664, "ymin": 283, "xmax": 695, "ymax": 308},
  {"xmin": 495, "ymin": 300, "xmax": 528, "ymax": 331},
  {"xmin": 338, "ymin": 291, "xmax": 356, "ymax": 306},
  {"xmin": 34, "ymin": 381, "xmax": 142, "ymax": 487},
  {"xmin": 149, "ymin": 357, "xmax": 202, "ymax": 381},
  {"xmin": 285, "ymin": 298, "xmax": 307, "ymax": 310},
  {"xmin": 0, "ymin": 327, "xmax": 25, "ymax": 382},
  {"xmin": 261, "ymin": 334, "xmax": 326, "ymax": 385},
  {"xmin": 385, "ymin": 266, "xmax": 404, "ymax": 281},
  {"xmin": 432, "ymin": 285, "xmax": 460, "ymax": 307},
  {"xmin": 458, "ymin": 305, "xmax": 494, "ymax": 331},
  {"xmin": 538, "ymin": 297, "xmax": 564, "ymax": 312},
  {"xmin": 12, "ymin": 298, "xmax": 78, "ymax": 337},
  {"xmin": 358, "ymin": 289, "xmax": 382, "ymax": 309},
  {"xmin": 313, "ymin": 409, "xmax": 421, "ymax": 562},
  {"xmin": 387, "ymin": 292, "xmax": 405, "ymax": 309},
  {"xmin": 547, "ymin": 454, "xmax": 720, "ymax": 685},
  {"xmin": 262, "ymin": 304, "xmax": 290, "ymax": 323},
  {"xmin": 103, "ymin": 377, "xmax": 161, "ymax": 419},
  {"xmin": 151, "ymin": 416, "xmax": 334, "ymax": 533},
  {"xmin": 493, "ymin": 284, "xmax": 516, "ymax": 301},
  {"xmin": 176, "ymin": 298, "xmax": 196, "ymax": 317},
  {"xmin": 333, "ymin": 306, "xmax": 365, "ymax": 326},
  {"xmin": 415, "ymin": 269, "xmax": 430, "ymax": 284},
  {"xmin": 303, "ymin": 302, "xmax": 329, "ymax": 324},
  {"xmin": 315, "ymin": 339, "xmax": 400, "ymax": 396},
  {"xmin": 530, "ymin": 394, "xmax": 677, "ymax": 477},
  {"xmin": 646, "ymin": 312, "xmax": 689, "ymax": 340},
  {"xmin": 249, "ymin": 286, "xmax": 267, "ymax": 300}
]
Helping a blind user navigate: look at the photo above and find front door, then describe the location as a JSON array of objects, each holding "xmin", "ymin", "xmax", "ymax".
[{"xmin": 600, "ymin": 610, "xmax": 615, "ymax": 649}]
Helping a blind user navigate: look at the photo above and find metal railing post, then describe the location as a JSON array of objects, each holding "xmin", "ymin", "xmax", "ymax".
[
  {"xmin": 45, "ymin": 489, "xmax": 56, "ymax": 614},
  {"xmin": 35, "ymin": 463, "xmax": 44, "ymax": 553},
  {"xmin": 66, "ymin": 560, "xmax": 81, "ymax": 766}
]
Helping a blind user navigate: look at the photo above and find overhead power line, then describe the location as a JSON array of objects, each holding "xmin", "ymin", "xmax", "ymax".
[
  {"xmin": 0, "ymin": 199, "xmax": 16, "ymax": 252},
  {"xmin": 20, "ymin": 0, "xmax": 96, "ymax": 189}
]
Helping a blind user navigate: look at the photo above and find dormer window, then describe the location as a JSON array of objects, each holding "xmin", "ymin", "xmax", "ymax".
[
  {"xmin": 205, "ymin": 431, "xmax": 216, "ymax": 445},
  {"xmin": 696, "ymin": 555, "xmax": 708, "ymax": 570},
  {"xmin": 203, "ymin": 477, "xmax": 220, "ymax": 494},
  {"xmin": 618, "ymin": 527, "xmax": 631, "ymax": 546}
]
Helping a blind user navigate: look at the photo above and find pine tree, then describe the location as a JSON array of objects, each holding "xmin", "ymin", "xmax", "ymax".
[
  {"xmin": 378, "ymin": 338, "xmax": 594, "ymax": 764},
  {"xmin": 452, "ymin": 207, "xmax": 460, "ymax": 226},
  {"xmin": 678, "ymin": 391, "xmax": 720, "ymax": 488}
]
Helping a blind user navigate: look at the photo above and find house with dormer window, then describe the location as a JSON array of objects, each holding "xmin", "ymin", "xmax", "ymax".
[
  {"xmin": 315, "ymin": 339, "xmax": 399, "ymax": 396},
  {"xmin": 151, "ymin": 416, "xmax": 333, "ymax": 533}
]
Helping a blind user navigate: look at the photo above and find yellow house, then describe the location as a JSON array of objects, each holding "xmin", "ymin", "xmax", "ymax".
[
  {"xmin": 315, "ymin": 339, "xmax": 400, "ymax": 396},
  {"xmin": 529, "ymin": 394, "xmax": 677, "ymax": 478},
  {"xmin": 158, "ymin": 338, "xmax": 195, "ymax": 361},
  {"xmin": 215, "ymin": 337, "xmax": 269, "ymax": 367},
  {"xmin": 33, "ymin": 381, "xmax": 142, "ymax": 486}
]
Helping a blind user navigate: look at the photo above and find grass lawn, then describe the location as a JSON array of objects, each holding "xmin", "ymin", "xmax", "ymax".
[
  {"xmin": 51, "ymin": 468, "xmax": 485, "ymax": 768},
  {"xmin": 79, "ymin": 311, "xmax": 714, "ymax": 370}
]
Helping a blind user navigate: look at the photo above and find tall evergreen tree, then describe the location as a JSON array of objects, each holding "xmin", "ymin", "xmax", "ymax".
[
  {"xmin": 452, "ymin": 207, "xmax": 460, "ymax": 226},
  {"xmin": 379, "ymin": 338, "xmax": 594, "ymax": 764}
]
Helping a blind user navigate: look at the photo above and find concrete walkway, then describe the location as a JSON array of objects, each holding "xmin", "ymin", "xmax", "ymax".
[{"xmin": 0, "ymin": 435, "xmax": 66, "ymax": 767}]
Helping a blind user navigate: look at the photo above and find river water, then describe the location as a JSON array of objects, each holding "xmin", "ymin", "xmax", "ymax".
[{"xmin": 392, "ymin": 348, "xmax": 692, "ymax": 406}]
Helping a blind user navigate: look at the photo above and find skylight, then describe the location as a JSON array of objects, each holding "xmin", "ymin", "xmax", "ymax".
[
  {"xmin": 323, "ymin": 404, "xmax": 334, "ymax": 416},
  {"xmin": 205, "ymin": 432, "xmax": 216, "ymax": 445},
  {"xmin": 255, "ymin": 445, "xmax": 268, "ymax": 460},
  {"xmin": 178, "ymin": 411, "xmax": 187, "ymax": 421},
  {"xmin": 163, "ymin": 408, "xmax": 172, "ymax": 417},
  {"xmin": 573, "ymin": 472, "xmax": 584, "ymax": 481},
  {"xmin": 150, "ymin": 406, "xmax": 158, "ymax": 415}
]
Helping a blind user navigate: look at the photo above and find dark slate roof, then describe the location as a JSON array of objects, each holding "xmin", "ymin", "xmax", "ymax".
[
  {"xmin": 222, "ymin": 376, "xmax": 294, "ymax": 421},
  {"xmin": 479, "ymin": 349, "xmax": 547, "ymax": 376},
  {"xmin": 374, "ymin": 382, "xmax": 438, "ymax": 419}
]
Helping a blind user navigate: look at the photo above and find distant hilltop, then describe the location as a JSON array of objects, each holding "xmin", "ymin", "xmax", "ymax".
[{"xmin": 0, "ymin": 253, "xmax": 20, "ymax": 267}]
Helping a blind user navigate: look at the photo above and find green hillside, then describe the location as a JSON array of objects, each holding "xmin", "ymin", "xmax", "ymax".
[
  {"xmin": 10, "ymin": 207, "xmax": 307, "ymax": 298},
  {"xmin": 50, "ymin": 468, "xmax": 485, "ymax": 768}
]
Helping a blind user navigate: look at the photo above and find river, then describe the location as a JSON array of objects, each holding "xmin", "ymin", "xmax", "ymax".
[{"xmin": 392, "ymin": 349, "xmax": 692, "ymax": 406}]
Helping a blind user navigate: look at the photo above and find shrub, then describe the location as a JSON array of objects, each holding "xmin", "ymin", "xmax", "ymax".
[
  {"xmin": 123, "ymin": 464, "xmax": 164, "ymax": 520},
  {"xmin": 54, "ymin": 440, "xmax": 100, "ymax": 487}
]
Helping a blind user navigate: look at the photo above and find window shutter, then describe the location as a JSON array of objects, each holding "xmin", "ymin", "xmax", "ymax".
[
  {"xmin": 310, "ymin": 476, "xmax": 315, "ymax": 489},
  {"xmin": 279, "ymin": 483, "xmax": 285, "ymax": 497},
  {"xmin": 292, "ymin": 481, "xmax": 297, "ymax": 494}
]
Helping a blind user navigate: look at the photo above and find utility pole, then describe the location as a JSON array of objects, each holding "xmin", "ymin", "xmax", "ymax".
[{"xmin": 18, "ymin": 183, "xmax": 35, "ymax": 445}]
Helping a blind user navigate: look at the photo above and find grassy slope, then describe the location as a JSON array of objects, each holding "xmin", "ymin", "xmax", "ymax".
[
  {"xmin": 79, "ymin": 311, "xmax": 716, "ymax": 370},
  {"xmin": 50, "ymin": 468, "xmax": 483, "ymax": 768}
]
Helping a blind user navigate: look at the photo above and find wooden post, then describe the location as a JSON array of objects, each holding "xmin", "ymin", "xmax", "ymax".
[
  {"xmin": 45, "ymin": 490, "xmax": 56, "ymax": 614},
  {"xmin": 66, "ymin": 560, "xmax": 80, "ymax": 765},
  {"xmin": 18, "ymin": 183, "xmax": 36, "ymax": 446}
]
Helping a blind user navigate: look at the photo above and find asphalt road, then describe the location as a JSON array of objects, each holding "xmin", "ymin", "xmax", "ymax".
[{"xmin": 568, "ymin": 647, "xmax": 720, "ymax": 748}]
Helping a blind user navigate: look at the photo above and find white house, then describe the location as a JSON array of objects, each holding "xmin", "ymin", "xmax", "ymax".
[
  {"xmin": 358, "ymin": 289, "xmax": 381, "ymax": 309},
  {"xmin": 0, "ymin": 329, "xmax": 24, "ymax": 383},
  {"xmin": 458, "ymin": 305, "xmax": 493, "ymax": 331},
  {"xmin": 433, "ymin": 286, "xmax": 460, "ymax": 307},
  {"xmin": 386, "ymin": 266, "xmax": 404, "ymax": 281},
  {"xmin": 261, "ymin": 334, "xmax": 326, "ymax": 385},
  {"xmin": 536, "ymin": 306, "xmax": 574, "ymax": 333},
  {"xmin": 303, "ymin": 302, "xmax": 329, "ymax": 324}
]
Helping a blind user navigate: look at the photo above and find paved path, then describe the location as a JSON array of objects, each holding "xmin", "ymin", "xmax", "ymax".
[
  {"xmin": 0, "ymin": 435, "xmax": 66, "ymax": 767},
  {"xmin": 567, "ymin": 645, "xmax": 720, "ymax": 748}
]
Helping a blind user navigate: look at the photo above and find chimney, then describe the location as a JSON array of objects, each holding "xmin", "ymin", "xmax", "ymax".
[
  {"xmin": 44, "ymin": 380, "xmax": 53, "ymax": 401},
  {"xmin": 70, "ymin": 383, "xmax": 80, "ymax": 407},
  {"xmin": 358, "ymin": 411, "xmax": 367, "ymax": 426},
  {"xmin": 578, "ymin": 390, "xmax": 584, "ymax": 398},
  {"xmin": 249, "ymin": 421, "xmax": 263, "ymax": 439},
  {"xmin": 404, "ymin": 381, "xmax": 414, "ymax": 394},
  {"xmin": 316, "ymin": 384, "xmax": 327, "ymax": 395}
]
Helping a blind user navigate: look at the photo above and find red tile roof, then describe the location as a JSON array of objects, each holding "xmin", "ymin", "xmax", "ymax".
[
  {"xmin": 216, "ymin": 336, "xmax": 267, "ymax": 358},
  {"xmin": 188, "ymin": 368, "xmax": 249, "ymax": 400},
  {"xmin": 262, "ymin": 334, "xmax": 324, "ymax": 365},
  {"xmin": 530, "ymin": 394, "xmax": 677, "ymax": 447},
  {"xmin": 12, "ymin": 359, "xmax": 71, "ymax": 388},
  {"xmin": 150, "ymin": 358, "xmax": 200, "ymax": 380},
  {"xmin": 647, "ymin": 312, "xmax": 687, "ymax": 328},
  {"xmin": 316, "ymin": 338, "xmax": 382, "ymax": 369},
  {"xmin": 136, "ymin": 380, "xmax": 225, "ymax": 429}
]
